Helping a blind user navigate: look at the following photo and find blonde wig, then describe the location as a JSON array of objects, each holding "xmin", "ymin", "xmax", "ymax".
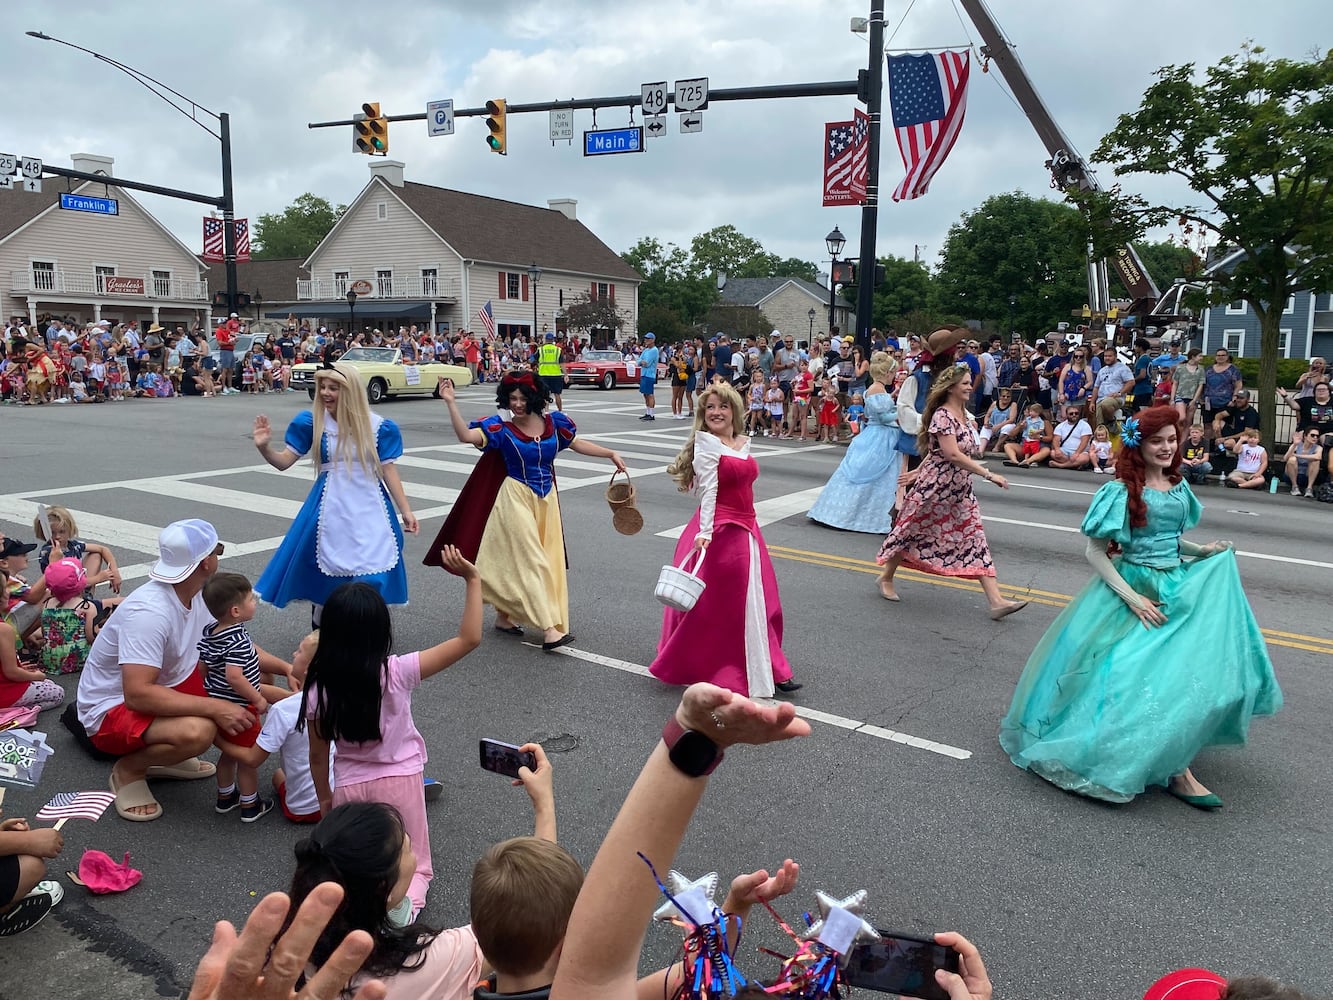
[
  {"xmin": 311, "ymin": 363, "xmax": 383, "ymax": 480},
  {"xmin": 666, "ymin": 381, "xmax": 746, "ymax": 492},
  {"xmin": 868, "ymin": 350, "xmax": 897, "ymax": 385}
]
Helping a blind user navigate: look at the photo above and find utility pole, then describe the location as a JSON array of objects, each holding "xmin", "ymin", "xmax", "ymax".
[
  {"xmin": 853, "ymin": 0, "xmax": 886, "ymax": 361},
  {"xmin": 220, "ymin": 113, "xmax": 239, "ymax": 318}
]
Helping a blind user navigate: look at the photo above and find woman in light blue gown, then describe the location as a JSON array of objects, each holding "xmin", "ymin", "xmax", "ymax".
[
  {"xmin": 1000, "ymin": 405, "xmax": 1281, "ymax": 810},
  {"xmin": 808, "ymin": 352, "xmax": 903, "ymax": 534}
]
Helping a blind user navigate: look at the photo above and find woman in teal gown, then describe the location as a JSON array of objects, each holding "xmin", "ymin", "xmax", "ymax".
[
  {"xmin": 807, "ymin": 352, "xmax": 903, "ymax": 534},
  {"xmin": 1000, "ymin": 405, "xmax": 1281, "ymax": 809}
]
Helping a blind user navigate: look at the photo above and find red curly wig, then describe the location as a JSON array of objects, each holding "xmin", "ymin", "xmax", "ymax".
[{"xmin": 1116, "ymin": 404, "xmax": 1183, "ymax": 529}]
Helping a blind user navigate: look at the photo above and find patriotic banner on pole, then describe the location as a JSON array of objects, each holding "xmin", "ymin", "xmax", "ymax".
[
  {"xmin": 201, "ymin": 218, "xmax": 252, "ymax": 262},
  {"xmin": 36, "ymin": 791, "xmax": 116, "ymax": 823},
  {"xmin": 823, "ymin": 119, "xmax": 861, "ymax": 207},
  {"xmin": 202, "ymin": 217, "xmax": 224, "ymax": 261},
  {"xmin": 477, "ymin": 300, "xmax": 495, "ymax": 337},
  {"xmin": 887, "ymin": 50, "xmax": 970, "ymax": 202},
  {"xmin": 849, "ymin": 108, "xmax": 870, "ymax": 203}
]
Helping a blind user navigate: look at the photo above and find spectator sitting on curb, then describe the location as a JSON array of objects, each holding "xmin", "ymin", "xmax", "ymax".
[
  {"xmin": 1179, "ymin": 425, "xmax": 1213, "ymax": 485},
  {"xmin": 0, "ymin": 804, "xmax": 64, "ymax": 937},
  {"xmin": 1003, "ymin": 403, "xmax": 1051, "ymax": 467},
  {"xmin": 1225, "ymin": 428, "xmax": 1268, "ymax": 489},
  {"xmin": 1048, "ymin": 404, "xmax": 1093, "ymax": 470},
  {"xmin": 1211, "ymin": 390, "xmax": 1261, "ymax": 480}
]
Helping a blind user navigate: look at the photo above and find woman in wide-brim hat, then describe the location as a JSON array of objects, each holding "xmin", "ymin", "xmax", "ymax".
[
  {"xmin": 427, "ymin": 371, "xmax": 626, "ymax": 651},
  {"xmin": 251, "ymin": 361, "xmax": 418, "ymax": 623}
]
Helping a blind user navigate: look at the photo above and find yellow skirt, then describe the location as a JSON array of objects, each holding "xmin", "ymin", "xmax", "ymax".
[{"xmin": 476, "ymin": 478, "xmax": 569, "ymax": 632}]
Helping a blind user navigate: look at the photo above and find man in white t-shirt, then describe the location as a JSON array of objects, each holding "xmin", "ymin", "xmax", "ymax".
[
  {"xmin": 1048, "ymin": 404, "xmax": 1093, "ymax": 470},
  {"xmin": 74, "ymin": 519, "xmax": 280, "ymax": 821}
]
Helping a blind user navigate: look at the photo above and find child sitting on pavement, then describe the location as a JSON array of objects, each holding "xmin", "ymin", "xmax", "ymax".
[
  {"xmin": 0, "ymin": 804, "xmax": 64, "ymax": 937},
  {"xmin": 1179, "ymin": 424, "xmax": 1212, "ymax": 484},
  {"xmin": 40, "ymin": 558, "xmax": 103, "ymax": 676},
  {"xmin": 200, "ymin": 572, "xmax": 288, "ymax": 823},
  {"xmin": 1003, "ymin": 403, "xmax": 1052, "ymax": 467},
  {"xmin": 1226, "ymin": 427, "xmax": 1268, "ymax": 489},
  {"xmin": 1, "ymin": 537, "xmax": 47, "ymax": 649},
  {"xmin": 1090, "ymin": 424, "xmax": 1116, "ymax": 474},
  {"xmin": 216, "ymin": 630, "xmax": 323, "ymax": 824},
  {"xmin": 35, "ymin": 505, "xmax": 123, "ymax": 595}
]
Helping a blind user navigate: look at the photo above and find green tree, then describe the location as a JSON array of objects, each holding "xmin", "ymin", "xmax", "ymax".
[
  {"xmin": 621, "ymin": 237, "xmax": 717, "ymax": 324},
  {"xmin": 703, "ymin": 304, "xmax": 776, "ymax": 343},
  {"xmin": 843, "ymin": 255, "xmax": 935, "ymax": 331},
  {"xmin": 688, "ymin": 225, "xmax": 766, "ymax": 278},
  {"xmin": 562, "ymin": 292, "xmax": 625, "ymax": 338},
  {"xmin": 1083, "ymin": 45, "xmax": 1333, "ymax": 448},
  {"xmin": 252, "ymin": 194, "xmax": 346, "ymax": 260},
  {"xmin": 932, "ymin": 192, "xmax": 1089, "ymax": 337}
]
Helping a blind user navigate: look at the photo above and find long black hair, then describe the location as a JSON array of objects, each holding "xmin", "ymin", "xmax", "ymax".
[
  {"xmin": 495, "ymin": 371, "xmax": 550, "ymax": 413},
  {"xmin": 286, "ymin": 803, "xmax": 439, "ymax": 982},
  {"xmin": 297, "ymin": 582, "xmax": 392, "ymax": 744}
]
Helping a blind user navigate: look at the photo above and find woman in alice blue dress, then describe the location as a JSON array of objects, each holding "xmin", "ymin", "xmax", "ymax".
[
  {"xmin": 1000, "ymin": 405, "xmax": 1281, "ymax": 810},
  {"xmin": 252, "ymin": 362, "xmax": 418, "ymax": 620},
  {"xmin": 808, "ymin": 351, "xmax": 903, "ymax": 533}
]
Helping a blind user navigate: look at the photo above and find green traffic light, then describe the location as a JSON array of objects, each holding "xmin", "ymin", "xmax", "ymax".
[
  {"xmin": 487, "ymin": 136, "xmax": 502, "ymax": 151},
  {"xmin": 373, "ymin": 137, "xmax": 386, "ymax": 151}
]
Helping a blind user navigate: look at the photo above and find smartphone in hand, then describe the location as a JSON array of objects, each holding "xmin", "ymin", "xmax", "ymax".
[
  {"xmin": 479, "ymin": 739, "xmax": 536, "ymax": 779},
  {"xmin": 842, "ymin": 931, "xmax": 960, "ymax": 1000}
]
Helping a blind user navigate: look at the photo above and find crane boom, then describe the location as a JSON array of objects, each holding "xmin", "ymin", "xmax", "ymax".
[{"xmin": 955, "ymin": 0, "xmax": 1161, "ymax": 311}]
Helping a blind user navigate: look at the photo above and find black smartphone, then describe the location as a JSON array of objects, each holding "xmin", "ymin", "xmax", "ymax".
[
  {"xmin": 842, "ymin": 931, "xmax": 959, "ymax": 1000},
  {"xmin": 479, "ymin": 739, "xmax": 536, "ymax": 779}
]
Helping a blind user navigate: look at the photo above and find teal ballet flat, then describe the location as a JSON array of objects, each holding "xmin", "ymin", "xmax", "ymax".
[{"xmin": 1167, "ymin": 786, "xmax": 1223, "ymax": 811}]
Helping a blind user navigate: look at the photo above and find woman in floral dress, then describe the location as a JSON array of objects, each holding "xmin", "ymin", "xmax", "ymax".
[{"xmin": 876, "ymin": 364, "xmax": 1028, "ymax": 620}]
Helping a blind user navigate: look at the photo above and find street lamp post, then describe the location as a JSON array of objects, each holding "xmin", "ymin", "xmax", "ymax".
[
  {"xmin": 1008, "ymin": 294, "xmax": 1018, "ymax": 340},
  {"xmin": 254, "ymin": 289, "xmax": 263, "ymax": 322},
  {"xmin": 808, "ymin": 307, "xmax": 816, "ymax": 342},
  {"xmin": 825, "ymin": 226, "xmax": 846, "ymax": 334},
  {"xmin": 347, "ymin": 290, "xmax": 358, "ymax": 337},
  {"xmin": 527, "ymin": 262, "xmax": 542, "ymax": 339},
  {"xmin": 26, "ymin": 31, "xmax": 239, "ymax": 317}
]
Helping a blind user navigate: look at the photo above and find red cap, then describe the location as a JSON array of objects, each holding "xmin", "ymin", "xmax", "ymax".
[{"xmin": 1142, "ymin": 968, "xmax": 1226, "ymax": 1000}]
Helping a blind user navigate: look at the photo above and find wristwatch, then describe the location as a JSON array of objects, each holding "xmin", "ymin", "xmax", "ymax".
[{"xmin": 661, "ymin": 716, "xmax": 724, "ymax": 777}]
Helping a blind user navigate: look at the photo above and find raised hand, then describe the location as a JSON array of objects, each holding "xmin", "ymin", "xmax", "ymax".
[
  {"xmin": 676, "ymin": 683, "xmax": 811, "ymax": 749},
  {"xmin": 436, "ymin": 377, "xmax": 456, "ymax": 404},
  {"xmin": 252, "ymin": 415, "xmax": 272, "ymax": 449},
  {"xmin": 725, "ymin": 859, "xmax": 800, "ymax": 910},
  {"xmin": 438, "ymin": 544, "xmax": 478, "ymax": 580}
]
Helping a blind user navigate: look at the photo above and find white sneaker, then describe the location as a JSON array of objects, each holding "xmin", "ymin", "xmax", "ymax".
[
  {"xmin": 1291, "ymin": 485, "xmax": 1301, "ymax": 496},
  {"xmin": 28, "ymin": 880, "xmax": 64, "ymax": 907}
]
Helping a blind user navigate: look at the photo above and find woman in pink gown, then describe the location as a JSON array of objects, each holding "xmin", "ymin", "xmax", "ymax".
[{"xmin": 650, "ymin": 382, "xmax": 801, "ymax": 696}]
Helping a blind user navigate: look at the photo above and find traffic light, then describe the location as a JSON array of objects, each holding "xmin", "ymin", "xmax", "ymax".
[
  {"xmin": 354, "ymin": 102, "xmax": 389, "ymax": 155},
  {"xmin": 485, "ymin": 99, "xmax": 507, "ymax": 155},
  {"xmin": 831, "ymin": 260, "xmax": 856, "ymax": 285}
]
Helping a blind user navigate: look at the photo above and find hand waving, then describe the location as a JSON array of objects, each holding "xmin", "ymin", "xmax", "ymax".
[
  {"xmin": 675, "ymin": 683, "xmax": 811, "ymax": 750},
  {"xmin": 436, "ymin": 377, "xmax": 456, "ymax": 405},
  {"xmin": 252, "ymin": 415, "xmax": 272, "ymax": 449},
  {"xmin": 726, "ymin": 859, "xmax": 800, "ymax": 910}
]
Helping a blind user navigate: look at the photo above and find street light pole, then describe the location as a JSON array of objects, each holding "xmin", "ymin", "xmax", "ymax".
[
  {"xmin": 825, "ymin": 226, "xmax": 846, "ymax": 335},
  {"xmin": 808, "ymin": 307, "xmax": 816, "ymax": 342},
  {"xmin": 1008, "ymin": 294, "xmax": 1018, "ymax": 340},
  {"xmin": 527, "ymin": 262, "xmax": 542, "ymax": 338},
  {"xmin": 852, "ymin": 0, "xmax": 886, "ymax": 361},
  {"xmin": 347, "ymin": 290, "xmax": 358, "ymax": 337},
  {"xmin": 26, "ymin": 30, "xmax": 239, "ymax": 317}
]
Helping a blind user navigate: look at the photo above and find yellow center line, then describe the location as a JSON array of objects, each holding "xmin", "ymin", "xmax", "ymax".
[{"xmin": 766, "ymin": 543, "xmax": 1333, "ymax": 655}]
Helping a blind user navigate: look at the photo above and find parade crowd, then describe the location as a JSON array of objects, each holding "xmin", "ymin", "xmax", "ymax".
[{"xmin": 0, "ymin": 317, "xmax": 1313, "ymax": 1000}]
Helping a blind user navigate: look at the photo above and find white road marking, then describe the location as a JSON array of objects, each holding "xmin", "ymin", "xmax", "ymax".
[
  {"xmin": 657, "ymin": 487, "xmax": 826, "ymax": 539},
  {"xmin": 0, "ymin": 495, "xmax": 165, "ymax": 555},
  {"xmin": 120, "ymin": 478, "xmax": 306, "ymax": 520},
  {"xmin": 535, "ymin": 643, "xmax": 972, "ymax": 759}
]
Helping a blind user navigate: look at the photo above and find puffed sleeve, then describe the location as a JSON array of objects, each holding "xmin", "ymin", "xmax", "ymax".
[
  {"xmin": 469, "ymin": 414, "xmax": 506, "ymax": 451},
  {"xmin": 376, "ymin": 418, "xmax": 404, "ymax": 464},
  {"xmin": 1081, "ymin": 481, "xmax": 1131, "ymax": 544},
  {"xmin": 692, "ymin": 432, "xmax": 723, "ymax": 540},
  {"xmin": 550, "ymin": 410, "xmax": 578, "ymax": 452},
  {"xmin": 874, "ymin": 396, "xmax": 898, "ymax": 426},
  {"xmin": 1178, "ymin": 480, "xmax": 1203, "ymax": 532},
  {"xmin": 283, "ymin": 409, "xmax": 315, "ymax": 457}
]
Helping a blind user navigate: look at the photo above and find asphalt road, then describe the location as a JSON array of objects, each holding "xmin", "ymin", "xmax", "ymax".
[{"xmin": 0, "ymin": 387, "xmax": 1329, "ymax": 1000}]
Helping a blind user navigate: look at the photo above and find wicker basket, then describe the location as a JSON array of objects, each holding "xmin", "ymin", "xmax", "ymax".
[
  {"xmin": 655, "ymin": 549, "xmax": 707, "ymax": 611},
  {"xmin": 605, "ymin": 470, "xmax": 636, "ymax": 511}
]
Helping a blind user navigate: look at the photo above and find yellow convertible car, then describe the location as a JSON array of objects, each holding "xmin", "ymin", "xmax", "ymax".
[{"xmin": 290, "ymin": 347, "xmax": 473, "ymax": 403}]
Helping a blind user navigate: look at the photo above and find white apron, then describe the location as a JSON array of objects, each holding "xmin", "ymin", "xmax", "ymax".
[{"xmin": 315, "ymin": 416, "xmax": 399, "ymax": 577}]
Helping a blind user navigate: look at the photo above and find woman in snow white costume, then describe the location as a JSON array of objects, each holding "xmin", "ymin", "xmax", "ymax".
[
  {"xmin": 999, "ymin": 405, "xmax": 1281, "ymax": 810},
  {"xmin": 425, "ymin": 372, "xmax": 626, "ymax": 651},
  {"xmin": 650, "ymin": 381, "xmax": 801, "ymax": 696},
  {"xmin": 252, "ymin": 361, "xmax": 418, "ymax": 620}
]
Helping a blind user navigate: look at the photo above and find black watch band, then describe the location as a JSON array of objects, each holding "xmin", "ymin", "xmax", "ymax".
[{"xmin": 661, "ymin": 716, "xmax": 723, "ymax": 777}]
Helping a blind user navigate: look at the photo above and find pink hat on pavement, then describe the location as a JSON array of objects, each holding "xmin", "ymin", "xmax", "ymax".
[{"xmin": 1142, "ymin": 968, "xmax": 1227, "ymax": 1000}]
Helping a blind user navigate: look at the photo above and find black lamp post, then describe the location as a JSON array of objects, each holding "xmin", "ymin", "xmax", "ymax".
[
  {"xmin": 807, "ymin": 307, "xmax": 816, "ymax": 342},
  {"xmin": 1008, "ymin": 294, "xmax": 1018, "ymax": 340},
  {"xmin": 346, "ymin": 289, "xmax": 358, "ymax": 336},
  {"xmin": 254, "ymin": 289, "xmax": 262, "ymax": 321},
  {"xmin": 527, "ymin": 262, "xmax": 542, "ymax": 338},
  {"xmin": 825, "ymin": 226, "xmax": 846, "ymax": 334}
]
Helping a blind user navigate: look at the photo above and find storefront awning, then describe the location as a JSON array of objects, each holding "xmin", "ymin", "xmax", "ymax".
[{"xmin": 267, "ymin": 300, "xmax": 437, "ymax": 320}]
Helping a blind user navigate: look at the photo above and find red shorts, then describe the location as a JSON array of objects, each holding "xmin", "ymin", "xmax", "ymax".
[
  {"xmin": 90, "ymin": 670, "xmax": 208, "ymax": 756},
  {"xmin": 276, "ymin": 779, "xmax": 322, "ymax": 824},
  {"xmin": 1022, "ymin": 439, "xmax": 1043, "ymax": 457},
  {"xmin": 223, "ymin": 705, "xmax": 263, "ymax": 749}
]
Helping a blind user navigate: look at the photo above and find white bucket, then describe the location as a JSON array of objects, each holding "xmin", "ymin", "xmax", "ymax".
[{"xmin": 655, "ymin": 548, "xmax": 707, "ymax": 612}]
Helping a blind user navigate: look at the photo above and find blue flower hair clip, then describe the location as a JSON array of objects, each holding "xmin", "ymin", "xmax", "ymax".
[{"xmin": 1120, "ymin": 417, "xmax": 1141, "ymax": 448}]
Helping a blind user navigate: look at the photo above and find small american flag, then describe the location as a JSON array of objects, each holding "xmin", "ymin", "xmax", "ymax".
[
  {"xmin": 477, "ymin": 300, "xmax": 495, "ymax": 337},
  {"xmin": 202, "ymin": 217, "xmax": 225, "ymax": 261},
  {"xmin": 36, "ymin": 791, "xmax": 116, "ymax": 823},
  {"xmin": 887, "ymin": 50, "xmax": 970, "ymax": 202}
]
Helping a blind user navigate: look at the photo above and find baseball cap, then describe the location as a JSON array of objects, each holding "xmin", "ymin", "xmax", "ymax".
[
  {"xmin": 1036, "ymin": 338, "xmax": 1047, "ymax": 345},
  {"xmin": 150, "ymin": 519, "xmax": 222, "ymax": 584},
  {"xmin": 1236, "ymin": 389, "xmax": 1250, "ymax": 398},
  {"xmin": 44, "ymin": 557, "xmax": 88, "ymax": 602},
  {"xmin": 545, "ymin": 332, "xmax": 555, "ymax": 340},
  {"xmin": 1141, "ymin": 968, "xmax": 1225, "ymax": 1000},
  {"xmin": 0, "ymin": 537, "xmax": 37, "ymax": 559},
  {"xmin": 229, "ymin": 312, "xmax": 238, "ymax": 318},
  {"xmin": 643, "ymin": 332, "xmax": 655, "ymax": 340}
]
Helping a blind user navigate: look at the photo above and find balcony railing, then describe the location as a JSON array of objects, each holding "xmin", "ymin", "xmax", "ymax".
[
  {"xmin": 297, "ymin": 276, "xmax": 456, "ymax": 301},
  {"xmin": 10, "ymin": 269, "xmax": 209, "ymax": 301}
]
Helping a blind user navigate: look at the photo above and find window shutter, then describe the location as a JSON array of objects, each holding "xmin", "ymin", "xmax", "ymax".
[
  {"xmin": 591, "ymin": 281, "xmax": 597, "ymax": 300},
  {"xmin": 609, "ymin": 283, "xmax": 616, "ymax": 302},
  {"xmin": 522, "ymin": 274, "xmax": 529, "ymax": 301},
  {"xmin": 499, "ymin": 273, "xmax": 506, "ymax": 299}
]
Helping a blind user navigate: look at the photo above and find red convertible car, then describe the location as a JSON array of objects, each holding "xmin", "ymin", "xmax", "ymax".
[{"xmin": 565, "ymin": 350, "xmax": 664, "ymax": 389}]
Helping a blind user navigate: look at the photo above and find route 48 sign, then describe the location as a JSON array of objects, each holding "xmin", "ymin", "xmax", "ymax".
[{"xmin": 0, "ymin": 153, "xmax": 42, "ymax": 192}]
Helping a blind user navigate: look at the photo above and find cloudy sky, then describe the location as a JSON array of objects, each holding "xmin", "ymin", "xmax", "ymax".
[{"xmin": 9, "ymin": 0, "xmax": 1329, "ymax": 277}]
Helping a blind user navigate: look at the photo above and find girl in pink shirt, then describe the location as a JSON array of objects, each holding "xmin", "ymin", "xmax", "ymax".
[{"xmin": 302, "ymin": 545, "xmax": 482, "ymax": 919}]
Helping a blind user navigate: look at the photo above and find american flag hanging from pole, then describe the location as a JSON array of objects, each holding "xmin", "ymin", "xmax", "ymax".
[
  {"xmin": 202, "ymin": 217, "xmax": 224, "ymax": 261},
  {"xmin": 36, "ymin": 791, "xmax": 116, "ymax": 823},
  {"xmin": 233, "ymin": 219, "xmax": 251, "ymax": 262},
  {"xmin": 849, "ymin": 108, "xmax": 869, "ymax": 203},
  {"xmin": 887, "ymin": 50, "xmax": 970, "ymax": 202},
  {"xmin": 476, "ymin": 300, "xmax": 495, "ymax": 337},
  {"xmin": 822, "ymin": 120, "xmax": 860, "ymax": 207}
]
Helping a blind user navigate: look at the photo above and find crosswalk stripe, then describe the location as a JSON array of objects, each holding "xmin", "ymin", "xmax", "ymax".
[
  {"xmin": 120, "ymin": 478, "xmax": 307, "ymax": 520},
  {"xmin": 656, "ymin": 487, "xmax": 826, "ymax": 539},
  {"xmin": 0, "ymin": 494, "xmax": 166, "ymax": 556}
]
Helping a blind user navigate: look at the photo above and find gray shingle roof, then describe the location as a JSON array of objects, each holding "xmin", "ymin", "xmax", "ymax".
[
  {"xmin": 0, "ymin": 186, "xmax": 61, "ymax": 242},
  {"xmin": 718, "ymin": 276, "xmax": 853, "ymax": 308}
]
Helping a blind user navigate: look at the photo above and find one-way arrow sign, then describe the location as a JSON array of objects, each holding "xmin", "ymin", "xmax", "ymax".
[
  {"xmin": 645, "ymin": 115, "xmax": 666, "ymax": 138},
  {"xmin": 679, "ymin": 113, "xmax": 703, "ymax": 134}
]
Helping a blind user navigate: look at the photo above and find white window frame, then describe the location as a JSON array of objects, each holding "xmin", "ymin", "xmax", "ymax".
[
  {"xmin": 1225, "ymin": 300, "xmax": 1247, "ymax": 315},
  {"xmin": 1222, "ymin": 329, "xmax": 1246, "ymax": 355},
  {"xmin": 151, "ymin": 268, "xmax": 173, "ymax": 298},
  {"xmin": 1283, "ymin": 295, "xmax": 1295, "ymax": 315},
  {"xmin": 94, "ymin": 263, "xmax": 117, "ymax": 295},
  {"xmin": 29, "ymin": 258, "xmax": 56, "ymax": 291},
  {"xmin": 376, "ymin": 202, "xmax": 388, "ymax": 221},
  {"xmin": 333, "ymin": 271, "xmax": 349, "ymax": 296},
  {"xmin": 376, "ymin": 268, "xmax": 394, "ymax": 297},
  {"xmin": 506, "ymin": 272, "xmax": 521, "ymax": 300},
  {"xmin": 1278, "ymin": 327, "xmax": 1292, "ymax": 359},
  {"xmin": 420, "ymin": 266, "xmax": 438, "ymax": 297}
]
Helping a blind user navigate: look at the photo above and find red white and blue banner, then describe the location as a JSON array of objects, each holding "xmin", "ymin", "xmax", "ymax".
[
  {"xmin": 887, "ymin": 50, "xmax": 970, "ymax": 202},
  {"xmin": 822, "ymin": 111, "xmax": 869, "ymax": 207}
]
